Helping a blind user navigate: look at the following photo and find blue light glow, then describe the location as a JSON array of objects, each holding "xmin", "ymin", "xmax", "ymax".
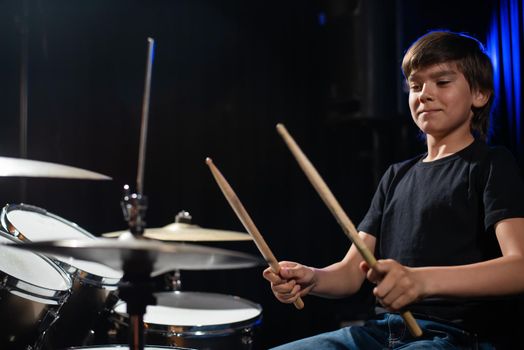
[
  {"xmin": 486, "ymin": 0, "xmax": 523, "ymax": 152},
  {"xmin": 487, "ymin": 12, "xmax": 500, "ymax": 141},
  {"xmin": 510, "ymin": 0, "xmax": 521, "ymax": 146},
  {"xmin": 318, "ymin": 12, "xmax": 326, "ymax": 26}
]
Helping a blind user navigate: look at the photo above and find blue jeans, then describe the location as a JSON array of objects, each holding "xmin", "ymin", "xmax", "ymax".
[{"xmin": 270, "ymin": 313, "xmax": 495, "ymax": 350}]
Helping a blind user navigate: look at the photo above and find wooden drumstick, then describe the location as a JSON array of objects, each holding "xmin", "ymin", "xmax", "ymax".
[
  {"xmin": 276, "ymin": 123, "xmax": 422, "ymax": 337},
  {"xmin": 206, "ymin": 158, "xmax": 304, "ymax": 310}
]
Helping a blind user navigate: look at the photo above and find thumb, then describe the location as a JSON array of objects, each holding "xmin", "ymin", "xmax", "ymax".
[
  {"xmin": 359, "ymin": 261, "xmax": 370, "ymax": 274},
  {"xmin": 360, "ymin": 261, "xmax": 383, "ymax": 284},
  {"xmin": 279, "ymin": 265, "xmax": 305, "ymax": 281}
]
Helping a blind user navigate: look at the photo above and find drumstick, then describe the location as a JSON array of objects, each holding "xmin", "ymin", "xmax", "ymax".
[
  {"xmin": 206, "ymin": 158, "xmax": 304, "ymax": 310},
  {"xmin": 276, "ymin": 123, "xmax": 422, "ymax": 337}
]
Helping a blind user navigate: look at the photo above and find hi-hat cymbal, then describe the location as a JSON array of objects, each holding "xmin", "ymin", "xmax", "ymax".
[
  {"xmin": 102, "ymin": 222, "xmax": 253, "ymax": 242},
  {"xmin": 3, "ymin": 238, "xmax": 263, "ymax": 276},
  {"xmin": 0, "ymin": 156, "xmax": 111, "ymax": 180}
]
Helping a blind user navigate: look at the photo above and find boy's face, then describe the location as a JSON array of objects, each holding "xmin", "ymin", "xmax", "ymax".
[{"xmin": 407, "ymin": 62, "xmax": 488, "ymax": 139}]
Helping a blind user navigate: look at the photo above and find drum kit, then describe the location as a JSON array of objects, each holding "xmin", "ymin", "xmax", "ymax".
[
  {"xmin": 0, "ymin": 37, "xmax": 266, "ymax": 350},
  {"xmin": 0, "ymin": 156, "xmax": 265, "ymax": 350}
]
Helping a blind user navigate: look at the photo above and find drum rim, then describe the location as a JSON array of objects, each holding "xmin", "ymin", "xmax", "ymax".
[
  {"xmin": 111, "ymin": 291, "xmax": 263, "ymax": 337},
  {"xmin": 50, "ymin": 259, "xmax": 122, "ymax": 286},
  {"xmin": 1, "ymin": 203, "xmax": 122, "ymax": 286},
  {"xmin": 1, "ymin": 203, "xmax": 96, "ymax": 241}
]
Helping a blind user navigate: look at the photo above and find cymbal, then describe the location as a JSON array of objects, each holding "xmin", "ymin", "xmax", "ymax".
[
  {"xmin": 102, "ymin": 222, "xmax": 253, "ymax": 242},
  {"xmin": 0, "ymin": 156, "xmax": 111, "ymax": 180},
  {"xmin": 3, "ymin": 238, "xmax": 263, "ymax": 276}
]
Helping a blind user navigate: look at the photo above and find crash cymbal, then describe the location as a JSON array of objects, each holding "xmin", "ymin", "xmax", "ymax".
[
  {"xmin": 103, "ymin": 222, "xmax": 253, "ymax": 242},
  {"xmin": 3, "ymin": 238, "xmax": 263, "ymax": 276},
  {"xmin": 0, "ymin": 156, "xmax": 111, "ymax": 180}
]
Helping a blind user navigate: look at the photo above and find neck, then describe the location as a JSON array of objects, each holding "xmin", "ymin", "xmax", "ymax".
[{"xmin": 424, "ymin": 132, "xmax": 475, "ymax": 162}]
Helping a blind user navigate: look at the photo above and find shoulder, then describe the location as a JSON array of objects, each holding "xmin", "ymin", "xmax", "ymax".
[
  {"xmin": 470, "ymin": 141, "xmax": 522, "ymax": 175},
  {"xmin": 477, "ymin": 143, "xmax": 524, "ymax": 227},
  {"xmin": 456, "ymin": 141, "xmax": 524, "ymax": 193},
  {"xmin": 466, "ymin": 140, "xmax": 517, "ymax": 164},
  {"xmin": 486, "ymin": 144, "xmax": 520, "ymax": 165},
  {"xmin": 386, "ymin": 154, "xmax": 423, "ymax": 177},
  {"xmin": 377, "ymin": 154, "xmax": 424, "ymax": 190}
]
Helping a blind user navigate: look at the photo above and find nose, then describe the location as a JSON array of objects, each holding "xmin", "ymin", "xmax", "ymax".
[{"xmin": 419, "ymin": 83, "xmax": 434, "ymax": 103}]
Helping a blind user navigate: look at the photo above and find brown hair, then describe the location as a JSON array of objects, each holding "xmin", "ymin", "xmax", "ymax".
[{"xmin": 402, "ymin": 31, "xmax": 494, "ymax": 140}]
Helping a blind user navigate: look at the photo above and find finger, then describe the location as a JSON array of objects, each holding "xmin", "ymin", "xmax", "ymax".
[
  {"xmin": 263, "ymin": 268, "xmax": 283, "ymax": 284},
  {"xmin": 372, "ymin": 259, "xmax": 395, "ymax": 273},
  {"xmin": 366, "ymin": 267, "xmax": 383, "ymax": 285},
  {"xmin": 263, "ymin": 262, "xmax": 298, "ymax": 282},
  {"xmin": 265, "ymin": 261, "xmax": 302, "ymax": 280},
  {"xmin": 367, "ymin": 259, "xmax": 396, "ymax": 284},
  {"xmin": 373, "ymin": 271, "xmax": 398, "ymax": 299},
  {"xmin": 279, "ymin": 261, "xmax": 299, "ymax": 268},
  {"xmin": 375, "ymin": 282, "xmax": 402, "ymax": 307},
  {"xmin": 272, "ymin": 279, "xmax": 297, "ymax": 294},
  {"xmin": 279, "ymin": 265, "xmax": 306, "ymax": 281},
  {"xmin": 387, "ymin": 275, "xmax": 419, "ymax": 309},
  {"xmin": 276, "ymin": 283, "xmax": 302, "ymax": 302},
  {"xmin": 379, "ymin": 291, "xmax": 415, "ymax": 311}
]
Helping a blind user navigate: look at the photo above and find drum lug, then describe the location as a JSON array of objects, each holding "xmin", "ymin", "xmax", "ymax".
[
  {"xmin": 38, "ymin": 308, "xmax": 60, "ymax": 333},
  {"xmin": 241, "ymin": 327, "xmax": 254, "ymax": 346},
  {"xmin": 31, "ymin": 309, "xmax": 60, "ymax": 350}
]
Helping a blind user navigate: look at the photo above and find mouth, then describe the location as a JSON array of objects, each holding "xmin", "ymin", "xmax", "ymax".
[{"xmin": 418, "ymin": 109, "xmax": 441, "ymax": 117}]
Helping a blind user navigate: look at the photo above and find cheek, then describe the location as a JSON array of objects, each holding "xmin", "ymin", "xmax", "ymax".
[
  {"xmin": 448, "ymin": 94, "xmax": 473, "ymax": 118},
  {"xmin": 408, "ymin": 94, "xmax": 418, "ymax": 114}
]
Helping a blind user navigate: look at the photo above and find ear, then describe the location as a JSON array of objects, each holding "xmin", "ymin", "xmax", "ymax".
[{"xmin": 472, "ymin": 89, "xmax": 491, "ymax": 108}]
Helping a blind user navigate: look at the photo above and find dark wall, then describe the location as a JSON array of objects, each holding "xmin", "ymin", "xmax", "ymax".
[{"xmin": 0, "ymin": 1, "xmax": 494, "ymax": 349}]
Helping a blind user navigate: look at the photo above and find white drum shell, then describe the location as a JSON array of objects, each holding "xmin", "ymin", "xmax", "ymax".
[
  {"xmin": 2, "ymin": 203, "xmax": 122, "ymax": 286},
  {"xmin": 0, "ymin": 231, "xmax": 72, "ymax": 349},
  {"xmin": 110, "ymin": 291, "xmax": 262, "ymax": 350},
  {"xmin": 1, "ymin": 203, "xmax": 123, "ymax": 349}
]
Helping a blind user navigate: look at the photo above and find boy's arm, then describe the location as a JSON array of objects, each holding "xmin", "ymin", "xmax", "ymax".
[
  {"xmin": 310, "ymin": 231, "xmax": 377, "ymax": 298},
  {"xmin": 369, "ymin": 218, "xmax": 524, "ymax": 311},
  {"xmin": 264, "ymin": 231, "xmax": 376, "ymax": 302},
  {"xmin": 422, "ymin": 217, "xmax": 524, "ymax": 297}
]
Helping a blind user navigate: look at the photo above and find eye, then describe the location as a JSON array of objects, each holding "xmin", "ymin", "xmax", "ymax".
[
  {"xmin": 436, "ymin": 80, "xmax": 450, "ymax": 86},
  {"xmin": 409, "ymin": 84, "xmax": 421, "ymax": 92}
]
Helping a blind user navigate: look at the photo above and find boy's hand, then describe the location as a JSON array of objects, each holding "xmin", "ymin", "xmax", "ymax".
[
  {"xmin": 263, "ymin": 261, "xmax": 316, "ymax": 304},
  {"xmin": 360, "ymin": 259, "xmax": 425, "ymax": 311}
]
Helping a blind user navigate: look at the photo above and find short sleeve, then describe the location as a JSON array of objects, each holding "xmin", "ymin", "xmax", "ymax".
[
  {"xmin": 483, "ymin": 147, "xmax": 524, "ymax": 229},
  {"xmin": 357, "ymin": 165, "xmax": 396, "ymax": 237}
]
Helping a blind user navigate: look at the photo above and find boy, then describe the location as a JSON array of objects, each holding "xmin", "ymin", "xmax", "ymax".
[{"xmin": 263, "ymin": 30, "xmax": 524, "ymax": 349}]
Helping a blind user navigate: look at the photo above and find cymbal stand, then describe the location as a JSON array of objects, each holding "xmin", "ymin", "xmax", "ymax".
[
  {"xmin": 117, "ymin": 249, "xmax": 155, "ymax": 350},
  {"xmin": 118, "ymin": 37, "xmax": 156, "ymax": 350},
  {"xmin": 121, "ymin": 184, "xmax": 148, "ymax": 237},
  {"xmin": 163, "ymin": 211, "xmax": 191, "ymax": 291}
]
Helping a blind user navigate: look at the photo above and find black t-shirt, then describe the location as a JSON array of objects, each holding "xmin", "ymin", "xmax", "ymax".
[{"xmin": 358, "ymin": 139, "xmax": 524, "ymax": 341}]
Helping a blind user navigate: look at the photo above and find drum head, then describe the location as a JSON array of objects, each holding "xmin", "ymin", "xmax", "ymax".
[
  {"xmin": 0, "ymin": 232, "xmax": 71, "ymax": 304},
  {"xmin": 2, "ymin": 204, "xmax": 122, "ymax": 285},
  {"xmin": 114, "ymin": 291, "xmax": 262, "ymax": 333},
  {"xmin": 3, "ymin": 204, "xmax": 95, "ymax": 241}
]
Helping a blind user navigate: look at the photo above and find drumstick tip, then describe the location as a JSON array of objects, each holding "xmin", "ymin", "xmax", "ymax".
[
  {"xmin": 276, "ymin": 123, "xmax": 288, "ymax": 136},
  {"xmin": 205, "ymin": 157, "xmax": 213, "ymax": 165}
]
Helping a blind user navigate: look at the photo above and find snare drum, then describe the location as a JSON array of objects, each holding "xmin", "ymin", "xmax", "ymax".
[
  {"xmin": 110, "ymin": 291, "xmax": 262, "ymax": 350},
  {"xmin": 1, "ymin": 203, "xmax": 124, "ymax": 348},
  {"xmin": 0, "ymin": 231, "xmax": 71, "ymax": 350}
]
